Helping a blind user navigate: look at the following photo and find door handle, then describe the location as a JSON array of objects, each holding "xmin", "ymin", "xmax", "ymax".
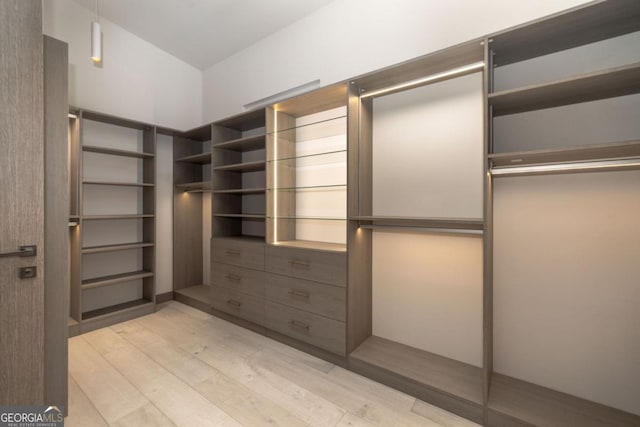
[{"xmin": 0, "ymin": 245, "xmax": 37, "ymax": 258}]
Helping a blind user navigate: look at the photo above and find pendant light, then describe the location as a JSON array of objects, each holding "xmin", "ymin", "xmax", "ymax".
[{"xmin": 91, "ymin": 0, "xmax": 102, "ymax": 63}]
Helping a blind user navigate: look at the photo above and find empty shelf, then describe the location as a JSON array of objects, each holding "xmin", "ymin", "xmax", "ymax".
[
  {"xmin": 82, "ymin": 298, "xmax": 153, "ymax": 321},
  {"xmin": 175, "ymin": 181, "xmax": 211, "ymax": 191},
  {"xmin": 212, "ymin": 187, "xmax": 265, "ymax": 194},
  {"xmin": 350, "ymin": 336, "xmax": 483, "ymax": 407},
  {"xmin": 213, "ymin": 160, "xmax": 265, "ymax": 172},
  {"xmin": 213, "ymin": 134, "xmax": 265, "ymax": 152},
  {"xmin": 351, "ymin": 216, "xmax": 484, "ymax": 230},
  {"xmin": 175, "ymin": 152, "xmax": 212, "ymax": 164},
  {"xmin": 213, "ymin": 213, "xmax": 265, "ymax": 219},
  {"xmin": 83, "ymin": 214, "xmax": 154, "ymax": 220},
  {"xmin": 82, "ymin": 242, "xmax": 154, "ymax": 254},
  {"xmin": 82, "ymin": 270, "xmax": 154, "ymax": 290},
  {"xmin": 83, "ymin": 181, "xmax": 154, "ymax": 187},
  {"xmin": 488, "ymin": 373, "xmax": 640, "ymax": 427},
  {"xmin": 489, "ymin": 62, "xmax": 640, "ymax": 116},
  {"xmin": 272, "ymin": 240, "xmax": 347, "ymax": 252},
  {"xmin": 83, "ymin": 145, "xmax": 154, "ymax": 158},
  {"xmin": 489, "ymin": 140, "xmax": 640, "ymax": 168}
]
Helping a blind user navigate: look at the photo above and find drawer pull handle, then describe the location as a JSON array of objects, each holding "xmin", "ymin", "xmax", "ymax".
[
  {"xmin": 288, "ymin": 319, "xmax": 310, "ymax": 331},
  {"xmin": 288, "ymin": 258, "xmax": 310, "ymax": 269},
  {"xmin": 226, "ymin": 274, "xmax": 241, "ymax": 282},
  {"xmin": 225, "ymin": 249, "xmax": 241, "ymax": 256},
  {"xmin": 227, "ymin": 299, "xmax": 242, "ymax": 308},
  {"xmin": 288, "ymin": 289, "xmax": 310, "ymax": 299}
]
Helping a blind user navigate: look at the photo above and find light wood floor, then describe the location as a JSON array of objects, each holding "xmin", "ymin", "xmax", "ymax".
[{"xmin": 67, "ymin": 301, "xmax": 480, "ymax": 427}]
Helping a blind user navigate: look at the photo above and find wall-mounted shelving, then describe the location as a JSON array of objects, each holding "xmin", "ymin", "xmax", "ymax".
[
  {"xmin": 68, "ymin": 108, "xmax": 157, "ymax": 334},
  {"xmin": 267, "ymin": 83, "xmax": 348, "ymax": 252},
  {"xmin": 486, "ymin": 1, "xmax": 640, "ymax": 425},
  {"xmin": 212, "ymin": 108, "xmax": 267, "ymax": 241},
  {"xmin": 172, "ymin": 124, "xmax": 213, "ymax": 309}
]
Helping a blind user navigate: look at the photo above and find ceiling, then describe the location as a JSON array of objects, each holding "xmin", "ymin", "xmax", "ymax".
[{"xmin": 71, "ymin": 0, "xmax": 335, "ymax": 70}]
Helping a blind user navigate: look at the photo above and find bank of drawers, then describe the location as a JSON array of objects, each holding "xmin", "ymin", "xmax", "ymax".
[
  {"xmin": 265, "ymin": 245, "xmax": 347, "ymax": 356},
  {"xmin": 210, "ymin": 238, "xmax": 347, "ymax": 356}
]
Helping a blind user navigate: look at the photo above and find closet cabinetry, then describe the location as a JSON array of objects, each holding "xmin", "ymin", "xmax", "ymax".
[
  {"xmin": 486, "ymin": 2, "xmax": 640, "ymax": 426},
  {"xmin": 68, "ymin": 109, "xmax": 156, "ymax": 334},
  {"xmin": 172, "ymin": 124, "xmax": 212, "ymax": 310}
]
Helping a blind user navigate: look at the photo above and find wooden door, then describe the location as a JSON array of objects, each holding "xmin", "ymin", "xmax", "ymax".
[{"xmin": 0, "ymin": 0, "xmax": 46, "ymax": 405}]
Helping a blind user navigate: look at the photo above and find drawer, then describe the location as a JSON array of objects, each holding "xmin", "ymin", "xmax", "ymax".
[
  {"xmin": 212, "ymin": 262, "xmax": 265, "ymax": 298},
  {"xmin": 211, "ymin": 238, "xmax": 265, "ymax": 270},
  {"xmin": 211, "ymin": 286, "xmax": 264, "ymax": 326},
  {"xmin": 265, "ymin": 273, "xmax": 345, "ymax": 321},
  {"xmin": 265, "ymin": 245, "xmax": 346, "ymax": 286},
  {"xmin": 265, "ymin": 301, "xmax": 346, "ymax": 355}
]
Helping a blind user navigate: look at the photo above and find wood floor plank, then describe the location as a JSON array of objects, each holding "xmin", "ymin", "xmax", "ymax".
[
  {"xmin": 253, "ymin": 349, "xmax": 442, "ymax": 427},
  {"xmin": 114, "ymin": 320, "xmax": 218, "ymax": 386},
  {"xmin": 68, "ymin": 336, "xmax": 149, "ymax": 423},
  {"xmin": 65, "ymin": 376, "xmax": 109, "ymax": 427},
  {"xmin": 111, "ymin": 404, "xmax": 176, "ymax": 427},
  {"xmin": 188, "ymin": 339, "xmax": 346, "ymax": 427},
  {"xmin": 66, "ymin": 302, "xmax": 485, "ymax": 427},
  {"xmin": 335, "ymin": 413, "xmax": 379, "ymax": 427},
  {"xmin": 193, "ymin": 374, "xmax": 309, "ymax": 427},
  {"xmin": 95, "ymin": 328, "xmax": 242, "ymax": 427},
  {"xmin": 411, "ymin": 399, "xmax": 481, "ymax": 427}
]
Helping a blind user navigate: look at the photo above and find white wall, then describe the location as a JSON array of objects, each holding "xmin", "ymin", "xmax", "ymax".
[
  {"xmin": 43, "ymin": 0, "xmax": 202, "ymax": 131},
  {"xmin": 201, "ymin": 0, "xmax": 589, "ymax": 122},
  {"xmin": 494, "ymin": 171, "xmax": 640, "ymax": 415}
]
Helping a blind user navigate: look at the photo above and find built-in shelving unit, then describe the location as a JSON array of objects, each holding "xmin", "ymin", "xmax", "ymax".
[
  {"xmin": 267, "ymin": 83, "xmax": 348, "ymax": 252},
  {"xmin": 69, "ymin": 108, "xmax": 157, "ymax": 334},
  {"xmin": 485, "ymin": 2, "xmax": 640, "ymax": 425},
  {"xmin": 212, "ymin": 108, "xmax": 267, "ymax": 240},
  {"xmin": 172, "ymin": 124, "xmax": 213, "ymax": 308},
  {"xmin": 347, "ymin": 39, "xmax": 486, "ymax": 424}
]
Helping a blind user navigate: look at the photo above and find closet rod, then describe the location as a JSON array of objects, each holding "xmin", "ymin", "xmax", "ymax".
[
  {"xmin": 490, "ymin": 158, "xmax": 640, "ymax": 177},
  {"xmin": 358, "ymin": 224, "xmax": 483, "ymax": 236}
]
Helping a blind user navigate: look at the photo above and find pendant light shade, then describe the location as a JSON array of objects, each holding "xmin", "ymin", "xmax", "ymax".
[
  {"xmin": 91, "ymin": 21, "xmax": 101, "ymax": 63},
  {"xmin": 91, "ymin": 0, "xmax": 101, "ymax": 63}
]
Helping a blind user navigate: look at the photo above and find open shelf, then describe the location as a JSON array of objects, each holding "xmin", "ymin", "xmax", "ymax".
[
  {"xmin": 269, "ymin": 216, "xmax": 346, "ymax": 221},
  {"xmin": 212, "ymin": 160, "xmax": 265, "ymax": 173},
  {"xmin": 83, "ymin": 145, "xmax": 154, "ymax": 159},
  {"xmin": 82, "ymin": 298, "xmax": 153, "ymax": 321},
  {"xmin": 212, "ymin": 134, "xmax": 265, "ymax": 152},
  {"xmin": 488, "ymin": 373, "xmax": 640, "ymax": 427},
  {"xmin": 352, "ymin": 216, "xmax": 484, "ymax": 230},
  {"xmin": 83, "ymin": 181, "xmax": 154, "ymax": 187},
  {"xmin": 268, "ymin": 184, "xmax": 346, "ymax": 192},
  {"xmin": 268, "ymin": 149, "xmax": 347, "ymax": 163},
  {"xmin": 489, "ymin": 1, "xmax": 640, "ymax": 66},
  {"xmin": 213, "ymin": 213, "xmax": 265, "ymax": 219},
  {"xmin": 211, "ymin": 188, "xmax": 265, "ymax": 195},
  {"xmin": 489, "ymin": 140, "xmax": 640, "ymax": 167},
  {"xmin": 83, "ymin": 214, "xmax": 155, "ymax": 220},
  {"xmin": 175, "ymin": 152, "xmax": 212, "ymax": 164},
  {"xmin": 175, "ymin": 181, "xmax": 212, "ymax": 192},
  {"xmin": 82, "ymin": 242, "xmax": 154, "ymax": 254},
  {"xmin": 489, "ymin": 62, "xmax": 640, "ymax": 116},
  {"xmin": 81, "ymin": 270, "xmax": 154, "ymax": 290},
  {"xmin": 350, "ymin": 336, "xmax": 483, "ymax": 420},
  {"xmin": 267, "ymin": 114, "xmax": 347, "ymax": 135},
  {"xmin": 272, "ymin": 240, "xmax": 346, "ymax": 252},
  {"xmin": 213, "ymin": 235, "xmax": 265, "ymax": 244}
]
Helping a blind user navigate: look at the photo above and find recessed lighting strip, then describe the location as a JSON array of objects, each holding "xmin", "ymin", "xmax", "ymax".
[{"xmin": 360, "ymin": 61, "xmax": 485, "ymax": 98}]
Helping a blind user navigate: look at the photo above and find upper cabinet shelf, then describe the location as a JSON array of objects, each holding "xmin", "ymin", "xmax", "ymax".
[
  {"xmin": 212, "ymin": 160, "xmax": 265, "ymax": 172},
  {"xmin": 175, "ymin": 152, "xmax": 211, "ymax": 164},
  {"xmin": 83, "ymin": 145, "xmax": 154, "ymax": 159},
  {"xmin": 352, "ymin": 216, "xmax": 484, "ymax": 230},
  {"xmin": 212, "ymin": 134, "xmax": 265, "ymax": 152},
  {"xmin": 489, "ymin": 0, "xmax": 640, "ymax": 66},
  {"xmin": 489, "ymin": 140, "xmax": 640, "ymax": 168},
  {"xmin": 489, "ymin": 62, "xmax": 640, "ymax": 116}
]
